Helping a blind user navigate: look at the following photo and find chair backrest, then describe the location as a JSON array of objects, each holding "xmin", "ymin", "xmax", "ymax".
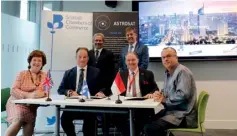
[
  {"xmin": 1, "ymin": 88, "xmax": 11, "ymax": 112},
  {"xmin": 197, "ymin": 91, "xmax": 209, "ymax": 125}
]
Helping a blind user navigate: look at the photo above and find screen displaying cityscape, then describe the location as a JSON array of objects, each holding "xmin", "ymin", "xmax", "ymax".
[{"xmin": 139, "ymin": 0, "xmax": 237, "ymax": 58}]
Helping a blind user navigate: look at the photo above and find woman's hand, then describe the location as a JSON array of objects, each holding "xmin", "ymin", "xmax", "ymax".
[{"xmin": 27, "ymin": 90, "xmax": 45, "ymax": 98}]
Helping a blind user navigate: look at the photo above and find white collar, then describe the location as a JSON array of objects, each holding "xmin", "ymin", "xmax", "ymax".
[
  {"xmin": 94, "ymin": 48, "xmax": 103, "ymax": 52},
  {"xmin": 77, "ymin": 65, "xmax": 88, "ymax": 71},
  {"xmin": 128, "ymin": 67, "xmax": 139, "ymax": 75},
  {"xmin": 129, "ymin": 42, "xmax": 137, "ymax": 47}
]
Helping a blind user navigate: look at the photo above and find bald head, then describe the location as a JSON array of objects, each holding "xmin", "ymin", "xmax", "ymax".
[
  {"xmin": 161, "ymin": 47, "xmax": 178, "ymax": 71},
  {"xmin": 125, "ymin": 52, "xmax": 139, "ymax": 71},
  {"xmin": 162, "ymin": 47, "xmax": 177, "ymax": 55}
]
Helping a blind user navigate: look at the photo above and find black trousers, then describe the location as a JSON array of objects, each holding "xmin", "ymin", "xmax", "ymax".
[
  {"xmin": 144, "ymin": 115, "xmax": 187, "ymax": 136},
  {"xmin": 112, "ymin": 109, "xmax": 154, "ymax": 136},
  {"xmin": 61, "ymin": 110, "xmax": 96, "ymax": 136}
]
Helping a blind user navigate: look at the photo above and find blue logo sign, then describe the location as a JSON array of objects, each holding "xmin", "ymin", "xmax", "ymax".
[
  {"xmin": 46, "ymin": 116, "xmax": 56, "ymax": 125},
  {"xmin": 47, "ymin": 14, "xmax": 63, "ymax": 33}
]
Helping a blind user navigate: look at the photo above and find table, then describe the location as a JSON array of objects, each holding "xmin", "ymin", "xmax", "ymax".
[{"xmin": 12, "ymin": 97, "xmax": 164, "ymax": 136}]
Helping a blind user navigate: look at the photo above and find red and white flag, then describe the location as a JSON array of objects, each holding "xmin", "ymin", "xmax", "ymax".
[{"xmin": 111, "ymin": 72, "xmax": 126, "ymax": 95}]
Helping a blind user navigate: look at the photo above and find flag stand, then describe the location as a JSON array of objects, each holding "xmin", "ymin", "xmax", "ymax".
[
  {"xmin": 106, "ymin": 95, "xmax": 111, "ymax": 100},
  {"xmin": 79, "ymin": 96, "xmax": 85, "ymax": 102},
  {"xmin": 45, "ymin": 92, "xmax": 52, "ymax": 101},
  {"xmin": 115, "ymin": 95, "xmax": 122, "ymax": 104},
  {"xmin": 43, "ymin": 69, "xmax": 54, "ymax": 102},
  {"xmin": 79, "ymin": 98, "xmax": 85, "ymax": 102}
]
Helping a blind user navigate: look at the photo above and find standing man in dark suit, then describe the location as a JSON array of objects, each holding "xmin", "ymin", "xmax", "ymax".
[
  {"xmin": 58, "ymin": 47, "xmax": 105, "ymax": 136},
  {"xmin": 114, "ymin": 52, "xmax": 159, "ymax": 136},
  {"xmin": 88, "ymin": 33, "xmax": 115, "ymax": 96},
  {"xmin": 120, "ymin": 27, "xmax": 149, "ymax": 71}
]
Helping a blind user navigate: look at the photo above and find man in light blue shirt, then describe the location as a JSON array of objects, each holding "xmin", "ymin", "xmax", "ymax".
[{"xmin": 144, "ymin": 47, "xmax": 197, "ymax": 136}]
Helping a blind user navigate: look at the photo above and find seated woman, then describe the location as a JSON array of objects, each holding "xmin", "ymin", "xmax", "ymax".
[{"xmin": 5, "ymin": 50, "xmax": 47, "ymax": 136}]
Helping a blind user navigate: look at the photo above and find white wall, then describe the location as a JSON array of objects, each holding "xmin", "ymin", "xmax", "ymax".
[
  {"xmin": 1, "ymin": 13, "xmax": 40, "ymax": 88},
  {"xmin": 1, "ymin": 13, "xmax": 40, "ymax": 135},
  {"xmin": 62, "ymin": 1, "xmax": 132, "ymax": 12},
  {"xmin": 149, "ymin": 61, "xmax": 237, "ymax": 129}
]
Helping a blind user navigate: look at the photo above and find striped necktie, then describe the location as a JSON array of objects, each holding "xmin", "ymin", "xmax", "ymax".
[
  {"xmin": 132, "ymin": 72, "xmax": 137, "ymax": 97},
  {"xmin": 77, "ymin": 69, "xmax": 84, "ymax": 94},
  {"xmin": 95, "ymin": 50, "xmax": 99, "ymax": 60}
]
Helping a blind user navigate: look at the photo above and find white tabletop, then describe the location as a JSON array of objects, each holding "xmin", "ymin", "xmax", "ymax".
[{"xmin": 12, "ymin": 97, "xmax": 164, "ymax": 110}]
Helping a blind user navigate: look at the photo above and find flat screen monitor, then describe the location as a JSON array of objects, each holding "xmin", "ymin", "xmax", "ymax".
[{"xmin": 139, "ymin": 0, "xmax": 237, "ymax": 60}]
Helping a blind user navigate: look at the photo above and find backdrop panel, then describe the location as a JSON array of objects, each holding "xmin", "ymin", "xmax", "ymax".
[
  {"xmin": 93, "ymin": 12, "xmax": 138, "ymax": 61},
  {"xmin": 40, "ymin": 11, "xmax": 93, "ymax": 71}
]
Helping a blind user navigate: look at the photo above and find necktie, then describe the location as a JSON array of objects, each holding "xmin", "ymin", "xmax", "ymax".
[
  {"xmin": 132, "ymin": 72, "xmax": 137, "ymax": 97},
  {"xmin": 129, "ymin": 45, "xmax": 134, "ymax": 52},
  {"xmin": 95, "ymin": 50, "xmax": 99, "ymax": 60},
  {"xmin": 77, "ymin": 69, "xmax": 84, "ymax": 94}
]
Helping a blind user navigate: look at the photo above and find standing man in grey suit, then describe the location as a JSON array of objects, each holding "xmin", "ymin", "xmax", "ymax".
[
  {"xmin": 120, "ymin": 27, "xmax": 149, "ymax": 71},
  {"xmin": 88, "ymin": 33, "xmax": 115, "ymax": 96},
  {"xmin": 144, "ymin": 47, "xmax": 197, "ymax": 136}
]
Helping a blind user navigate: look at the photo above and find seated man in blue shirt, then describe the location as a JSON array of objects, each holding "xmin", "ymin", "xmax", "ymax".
[{"xmin": 144, "ymin": 47, "xmax": 197, "ymax": 136}]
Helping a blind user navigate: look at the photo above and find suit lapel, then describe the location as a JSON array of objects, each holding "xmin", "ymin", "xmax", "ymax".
[
  {"xmin": 91, "ymin": 50, "xmax": 96, "ymax": 61},
  {"xmin": 86, "ymin": 66, "xmax": 92, "ymax": 84},
  {"xmin": 72, "ymin": 67, "xmax": 77, "ymax": 89},
  {"xmin": 139, "ymin": 68, "xmax": 145, "ymax": 96},
  {"xmin": 97, "ymin": 49, "xmax": 106, "ymax": 62},
  {"xmin": 134, "ymin": 43, "xmax": 140, "ymax": 53},
  {"xmin": 139, "ymin": 68, "xmax": 145, "ymax": 88},
  {"xmin": 124, "ymin": 46, "xmax": 129, "ymax": 55}
]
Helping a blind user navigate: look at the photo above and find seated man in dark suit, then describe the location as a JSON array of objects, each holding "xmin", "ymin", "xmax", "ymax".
[
  {"xmin": 57, "ymin": 47, "xmax": 106, "ymax": 136},
  {"xmin": 119, "ymin": 27, "xmax": 149, "ymax": 71},
  {"xmin": 88, "ymin": 33, "xmax": 115, "ymax": 96},
  {"xmin": 113, "ymin": 52, "xmax": 159, "ymax": 136}
]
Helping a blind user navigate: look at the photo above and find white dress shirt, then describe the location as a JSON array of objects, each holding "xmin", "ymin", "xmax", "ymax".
[
  {"xmin": 126, "ymin": 67, "xmax": 141, "ymax": 97},
  {"xmin": 75, "ymin": 65, "xmax": 88, "ymax": 92},
  {"xmin": 94, "ymin": 48, "xmax": 103, "ymax": 58},
  {"xmin": 128, "ymin": 42, "xmax": 137, "ymax": 52}
]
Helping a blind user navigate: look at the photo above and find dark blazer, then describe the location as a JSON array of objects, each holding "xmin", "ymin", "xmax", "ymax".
[
  {"xmin": 57, "ymin": 66, "xmax": 100, "ymax": 96},
  {"xmin": 119, "ymin": 43, "xmax": 149, "ymax": 71},
  {"xmin": 88, "ymin": 48, "xmax": 115, "ymax": 96},
  {"xmin": 119, "ymin": 68, "xmax": 159, "ymax": 96}
]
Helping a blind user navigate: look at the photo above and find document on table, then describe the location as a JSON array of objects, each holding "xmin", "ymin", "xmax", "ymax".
[
  {"xmin": 65, "ymin": 96, "xmax": 105, "ymax": 99},
  {"xmin": 154, "ymin": 102, "xmax": 164, "ymax": 114}
]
